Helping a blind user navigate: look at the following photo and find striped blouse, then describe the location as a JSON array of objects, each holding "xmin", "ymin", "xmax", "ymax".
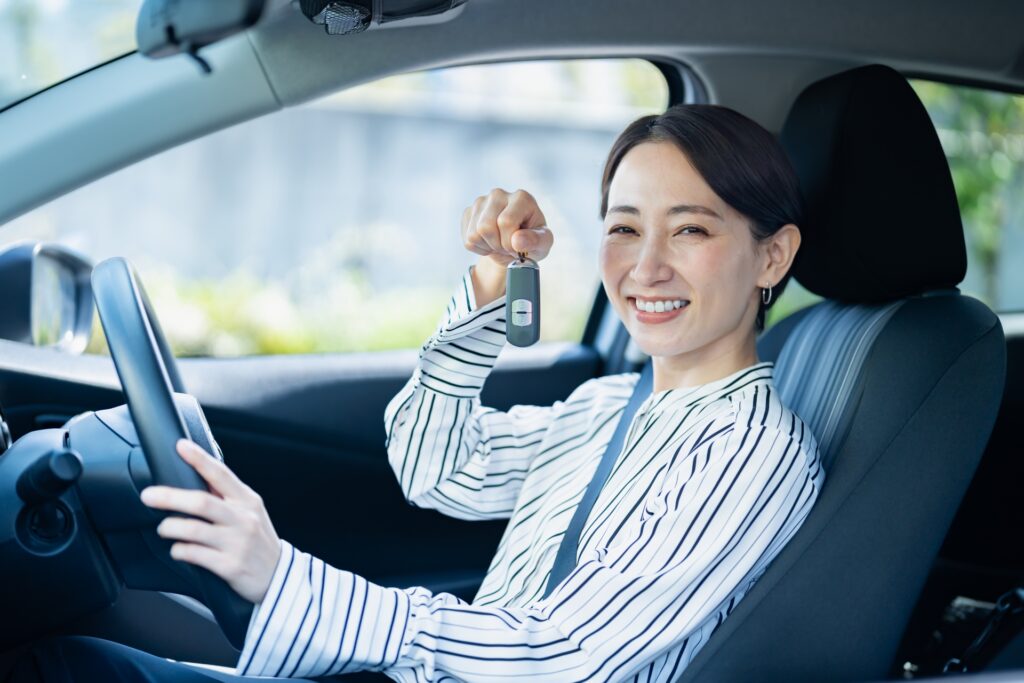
[{"xmin": 235, "ymin": 270, "xmax": 825, "ymax": 682}]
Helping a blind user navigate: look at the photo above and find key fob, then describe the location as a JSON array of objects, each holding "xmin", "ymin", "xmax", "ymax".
[{"xmin": 506, "ymin": 257, "xmax": 540, "ymax": 347}]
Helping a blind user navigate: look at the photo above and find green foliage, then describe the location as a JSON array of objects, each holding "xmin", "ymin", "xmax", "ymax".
[
  {"xmin": 766, "ymin": 80, "xmax": 1023, "ymax": 328},
  {"xmin": 765, "ymin": 279, "xmax": 820, "ymax": 329},
  {"xmin": 86, "ymin": 267, "xmax": 591, "ymax": 358},
  {"xmin": 911, "ymin": 80, "xmax": 1024, "ymax": 307},
  {"xmin": 88, "ymin": 270, "xmax": 453, "ymax": 357}
]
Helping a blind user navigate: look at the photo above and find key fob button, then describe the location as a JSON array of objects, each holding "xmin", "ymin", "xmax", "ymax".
[{"xmin": 511, "ymin": 299, "xmax": 533, "ymax": 326}]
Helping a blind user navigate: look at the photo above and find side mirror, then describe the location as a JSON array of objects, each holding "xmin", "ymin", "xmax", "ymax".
[{"xmin": 0, "ymin": 242, "xmax": 94, "ymax": 354}]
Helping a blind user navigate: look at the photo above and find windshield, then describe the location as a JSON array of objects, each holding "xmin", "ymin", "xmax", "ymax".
[{"xmin": 0, "ymin": 0, "xmax": 142, "ymax": 112}]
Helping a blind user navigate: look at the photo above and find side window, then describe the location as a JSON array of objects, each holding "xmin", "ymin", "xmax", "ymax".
[
  {"xmin": 764, "ymin": 280, "xmax": 820, "ymax": 329},
  {"xmin": 767, "ymin": 78, "xmax": 1024, "ymax": 327},
  {"xmin": 912, "ymin": 80, "xmax": 1024, "ymax": 312},
  {"xmin": 3, "ymin": 60, "xmax": 668, "ymax": 356}
]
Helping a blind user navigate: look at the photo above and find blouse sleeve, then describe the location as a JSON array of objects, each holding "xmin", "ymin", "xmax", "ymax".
[
  {"xmin": 235, "ymin": 416, "xmax": 823, "ymax": 681},
  {"xmin": 383, "ymin": 267, "xmax": 565, "ymax": 521}
]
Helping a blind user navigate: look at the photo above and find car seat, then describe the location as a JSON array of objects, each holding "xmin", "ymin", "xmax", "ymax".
[{"xmin": 674, "ymin": 64, "xmax": 1007, "ymax": 683}]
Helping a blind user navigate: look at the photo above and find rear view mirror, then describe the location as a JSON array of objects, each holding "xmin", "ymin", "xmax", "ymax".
[
  {"xmin": 0, "ymin": 243, "xmax": 94, "ymax": 354},
  {"xmin": 136, "ymin": 0, "xmax": 265, "ymax": 60}
]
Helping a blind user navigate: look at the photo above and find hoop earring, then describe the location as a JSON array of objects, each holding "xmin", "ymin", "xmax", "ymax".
[{"xmin": 761, "ymin": 284, "xmax": 773, "ymax": 306}]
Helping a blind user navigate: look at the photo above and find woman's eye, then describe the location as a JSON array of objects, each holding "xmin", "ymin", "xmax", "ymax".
[
  {"xmin": 608, "ymin": 225, "xmax": 636, "ymax": 235},
  {"xmin": 676, "ymin": 226, "xmax": 707, "ymax": 236}
]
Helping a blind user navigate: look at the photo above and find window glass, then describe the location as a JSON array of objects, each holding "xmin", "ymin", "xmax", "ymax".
[
  {"xmin": 0, "ymin": 0, "xmax": 141, "ymax": 111},
  {"xmin": 764, "ymin": 279, "xmax": 819, "ymax": 329},
  {"xmin": 3, "ymin": 59, "xmax": 668, "ymax": 356},
  {"xmin": 913, "ymin": 80, "xmax": 1024, "ymax": 312},
  {"xmin": 767, "ymin": 78, "xmax": 1024, "ymax": 327}
]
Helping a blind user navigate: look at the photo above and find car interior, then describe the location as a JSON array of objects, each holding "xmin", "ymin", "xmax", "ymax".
[{"xmin": 1, "ymin": 1, "xmax": 1023, "ymax": 681}]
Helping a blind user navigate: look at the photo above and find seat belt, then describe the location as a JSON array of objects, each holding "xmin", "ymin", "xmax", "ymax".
[{"xmin": 542, "ymin": 361, "xmax": 653, "ymax": 599}]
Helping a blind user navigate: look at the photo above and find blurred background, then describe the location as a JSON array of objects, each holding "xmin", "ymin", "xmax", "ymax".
[{"xmin": 1, "ymin": 0, "xmax": 1021, "ymax": 357}]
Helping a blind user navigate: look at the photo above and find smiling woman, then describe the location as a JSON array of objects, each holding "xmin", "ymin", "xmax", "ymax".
[
  {"xmin": 215, "ymin": 104, "xmax": 821, "ymax": 681},
  {"xmin": 0, "ymin": 0, "xmax": 141, "ymax": 112},
  {"xmin": 598, "ymin": 106, "xmax": 803, "ymax": 391},
  {"xmin": 6, "ymin": 102, "xmax": 825, "ymax": 683}
]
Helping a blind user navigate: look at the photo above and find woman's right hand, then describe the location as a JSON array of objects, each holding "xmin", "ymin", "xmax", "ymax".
[{"xmin": 461, "ymin": 188, "xmax": 553, "ymax": 305}]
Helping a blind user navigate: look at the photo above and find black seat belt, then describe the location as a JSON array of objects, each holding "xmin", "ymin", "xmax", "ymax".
[{"xmin": 542, "ymin": 362, "xmax": 653, "ymax": 599}]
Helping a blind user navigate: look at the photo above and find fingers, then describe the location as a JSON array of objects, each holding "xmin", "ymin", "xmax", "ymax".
[
  {"xmin": 168, "ymin": 537, "xmax": 279, "ymax": 605},
  {"xmin": 496, "ymin": 207, "xmax": 520, "ymax": 254},
  {"xmin": 168, "ymin": 542, "xmax": 227, "ymax": 575},
  {"xmin": 138, "ymin": 440, "xmax": 281, "ymax": 604},
  {"xmin": 162, "ymin": 505, "xmax": 281, "ymax": 604},
  {"xmin": 461, "ymin": 189, "xmax": 551, "ymax": 263},
  {"xmin": 504, "ymin": 189, "xmax": 546, "ymax": 232},
  {"xmin": 141, "ymin": 485, "xmax": 234, "ymax": 524},
  {"xmin": 463, "ymin": 198, "xmax": 492, "ymax": 256},
  {"xmin": 510, "ymin": 226, "xmax": 553, "ymax": 259},
  {"xmin": 460, "ymin": 197, "xmax": 482, "ymax": 244},
  {"xmin": 464, "ymin": 227, "xmax": 491, "ymax": 256},
  {"xmin": 475, "ymin": 190, "xmax": 507, "ymax": 253},
  {"xmin": 157, "ymin": 515, "xmax": 224, "ymax": 546},
  {"xmin": 175, "ymin": 439, "xmax": 251, "ymax": 501}
]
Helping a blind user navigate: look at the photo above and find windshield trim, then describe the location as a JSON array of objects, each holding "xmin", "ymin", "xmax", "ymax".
[{"xmin": 0, "ymin": 50, "xmax": 137, "ymax": 116}]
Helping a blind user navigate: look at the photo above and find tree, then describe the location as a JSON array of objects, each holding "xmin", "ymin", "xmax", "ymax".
[{"xmin": 912, "ymin": 81, "xmax": 1024, "ymax": 307}]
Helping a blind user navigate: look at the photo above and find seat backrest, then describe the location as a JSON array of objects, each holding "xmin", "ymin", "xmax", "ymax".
[{"xmin": 676, "ymin": 65, "xmax": 1006, "ymax": 683}]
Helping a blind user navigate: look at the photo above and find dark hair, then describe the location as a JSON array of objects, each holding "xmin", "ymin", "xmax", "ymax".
[{"xmin": 600, "ymin": 104, "xmax": 803, "ymax": 331}]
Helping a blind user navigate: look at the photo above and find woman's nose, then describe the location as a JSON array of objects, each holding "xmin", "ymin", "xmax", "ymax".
[{"xmin": 630, "ymin": 237, "xmax": 673, "ymax": 286}]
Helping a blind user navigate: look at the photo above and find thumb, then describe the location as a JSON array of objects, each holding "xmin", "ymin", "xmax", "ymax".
[{"xmin": 510, "ymin": 226, "xmax": 551, "ymax": 258}]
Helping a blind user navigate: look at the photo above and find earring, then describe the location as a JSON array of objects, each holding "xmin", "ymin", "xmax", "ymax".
[{"xmin": 761, "ymin": 284, "xmax": 773, "ymax": 305}]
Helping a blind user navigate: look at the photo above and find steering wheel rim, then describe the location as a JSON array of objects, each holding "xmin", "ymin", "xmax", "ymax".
[{"xmin": 91, "ymin": 257, "xmax": 252, "ymax": 649}]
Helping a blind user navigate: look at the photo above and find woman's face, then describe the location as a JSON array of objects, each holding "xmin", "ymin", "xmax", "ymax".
[{"xmin": 599, "ymin": 141, "xmax": 767, "ymax": 365}]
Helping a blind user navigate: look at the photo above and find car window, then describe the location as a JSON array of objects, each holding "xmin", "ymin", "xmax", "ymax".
[
  {"xmin": 912, "ymin": 80, "xmax": 1024, "ymax": 313},
  {"xmin": 767, "ymin": 78, "xmax": 1024, "ymax": 327},
  {"xmin": 0, "ymin": 0, "xmax": 141, "ymax": 112},
  {"xmin": 2, "ymin": 59, "xmax": 669, "ymax": 356}
]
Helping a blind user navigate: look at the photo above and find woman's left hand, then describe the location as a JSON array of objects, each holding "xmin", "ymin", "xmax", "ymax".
[{"xmin": 140, "ymin": 439, "xmax": 282, "ymax": 604}]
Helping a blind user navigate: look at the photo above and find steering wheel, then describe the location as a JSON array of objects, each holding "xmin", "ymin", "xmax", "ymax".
[{"xmin": 90, "ymin": 257, "xmax": 253, "ymax": 648}]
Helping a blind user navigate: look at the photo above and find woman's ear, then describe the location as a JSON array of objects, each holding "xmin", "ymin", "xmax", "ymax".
[{"xmin": 762, "ymin": 224, "xmax": 801, "ymax": 287}]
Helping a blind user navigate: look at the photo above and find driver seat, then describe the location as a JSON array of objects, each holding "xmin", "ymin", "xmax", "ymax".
[{"xmin": 675, "ymin": 65, "xmax": 1006, "ymax": 682}]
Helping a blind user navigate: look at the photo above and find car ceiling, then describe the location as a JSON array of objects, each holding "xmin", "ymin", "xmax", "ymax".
[
  {"xmin": 0, "ymin": 0, "xmax": 1021, "ymax": 227},
  {"xmin": 249, "ymin": 0, "xmax": 1024, "ymax": 113}
]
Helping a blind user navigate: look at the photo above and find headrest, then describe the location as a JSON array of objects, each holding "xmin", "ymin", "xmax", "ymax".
[{"xmin": 780, "ymin": 64, "xmax": 967, "ymax": 303}]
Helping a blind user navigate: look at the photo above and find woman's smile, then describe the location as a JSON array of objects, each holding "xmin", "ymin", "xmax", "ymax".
[{"xmin": 630, "ymin": 296, "xmax": 690, "ymax": 324}]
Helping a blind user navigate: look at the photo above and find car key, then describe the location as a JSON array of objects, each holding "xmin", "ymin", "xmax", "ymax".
[{"xmin": 506, "ymin": 253, "xmax": 540, "ymax": 347}]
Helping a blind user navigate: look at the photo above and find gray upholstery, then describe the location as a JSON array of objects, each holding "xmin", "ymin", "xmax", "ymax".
[
  {"xmin": 678, "ymin": 295, "xmax": 1004, "ymax": 682},
  {"xmin": 773, "ymin": 299, "xmax": 903, "ymax": 471},
  {"xmin": 675, "ymin": 65, "xmax": 1006, "ymax": 683}
]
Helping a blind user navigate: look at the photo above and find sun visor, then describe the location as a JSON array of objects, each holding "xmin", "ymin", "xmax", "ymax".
[{"xmin": 298, "ymin": 0, "xmax": 468, "ymax": 35}]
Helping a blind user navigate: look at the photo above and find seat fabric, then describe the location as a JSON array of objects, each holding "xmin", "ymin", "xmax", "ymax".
[{"xmin": 675, "ymin": 65, "xmax": 1006, "ymax": 683}]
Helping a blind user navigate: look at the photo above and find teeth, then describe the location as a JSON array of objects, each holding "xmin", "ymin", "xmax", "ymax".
[{"xmin": 634, "ymin": 298, "xmax": 689, "ymax": 313}]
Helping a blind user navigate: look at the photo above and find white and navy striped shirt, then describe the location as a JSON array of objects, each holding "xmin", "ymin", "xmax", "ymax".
[{"xmin": 236, "ymin": 270, "xmax": 825, "ymax": 682}]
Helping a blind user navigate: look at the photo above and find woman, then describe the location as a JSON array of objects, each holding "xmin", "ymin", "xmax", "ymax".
[{"xmin": 9, "ymin": 105, "xmax": 823, "ymax": 682}]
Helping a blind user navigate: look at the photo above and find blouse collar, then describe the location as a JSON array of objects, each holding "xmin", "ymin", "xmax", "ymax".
[{"xmin": 639, "ymin": 361, "xmax": 775, "ymax": 416}]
